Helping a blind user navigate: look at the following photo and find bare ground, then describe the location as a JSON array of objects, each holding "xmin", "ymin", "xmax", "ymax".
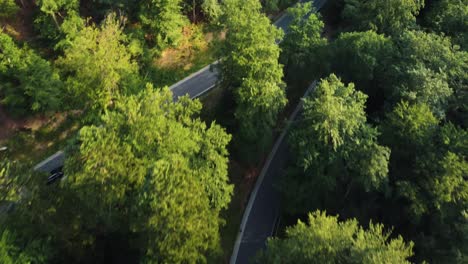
[{"xmin": 1, "ymin": 0, "xmax": 36, "ymax": 41}]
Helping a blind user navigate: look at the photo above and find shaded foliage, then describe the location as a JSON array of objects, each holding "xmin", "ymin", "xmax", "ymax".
[
  {"xmin": 56, "ymin": 14, "xmax": 140, "ymax": 113},
  {"xmin": 280, "ymin": 3, "xmax": 328, "ymax": 86},
  {"xmin": 0, "ymin": 0, "xmax": 18, "ymax": 18},
  {"xmin": 258, "ymin": 211, "xmax": 414, "ymax": 264},
  {"xmin": 342, "ymin": 0, "xmax": 424, "ymax": 35},
  {"xmin": 220, "ymin": 0, "xmax": 286, "ymax": 160},
  {"xmin": 139, "ymin": 0, "xmax": 188, "ymax": 49},
  {"xmin": 0, "ymin": 33, "xmax": 63, "ymax": 115},
  {"xmin": 425, "ymin": 0, "xmax": 468, "ymax": 49},
  {"xmin": 281, "ymin": 75, "xmax": 389, "ymax": 214}
]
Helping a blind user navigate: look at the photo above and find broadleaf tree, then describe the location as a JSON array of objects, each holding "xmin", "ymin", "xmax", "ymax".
[
  {"xmin": 381, "ymin": 101, "xmax": 468, "ymax": 262},
  {"xmin": 0, "ymin": 33, "xmax": 63, "ymax": 115},
  {"xmin": 0, "ymin": 0, "xmax": 18, "ymax": 18},
  {"xmin": 220, "ymin": 0, "xmax": 287, "ymax": 158},
  {"xmin": 258, "ymin": 211, "xmax": 414, "ymax": 264},
  {"xmin": 280, "ymin": 2, "xmax": 328, "ymax": 85},
  {"xmin": 56, "ymin": 13, "xmax": 139, "ymax": 113},
  {"xmin": 391, "ymin": 30, "xmax": 468, "ymax": 126},
  {"xmin": 282, "ymin": 74, "xmax": 390, "ymax": 213},
  {"xmin": 139, "ymin": 0, "xmax": 188, "ymax": 48},
  {"xmin": 330, "ymin": 30, "xmax": 395, "ymax": 107},
  {"xmin": 342, "ymin": 0, "xmax": 424, "ymax": 35},
  {"xmin": 425, "ymin": 0, "xmax": 468, "ymax": 49},
  {"xmin": 62, "ymin": 86, "xmax": 232, "ymax": 262}
]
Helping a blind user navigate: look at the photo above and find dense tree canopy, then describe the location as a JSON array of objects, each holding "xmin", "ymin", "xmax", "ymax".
[
  {"xmin": 330, "ymin": 30, "xmax": 394, "ymax": 104},
  {"xmin": 221, "ymin": 0, "xmax": 286, "ymax": 157},
  {"xmin": 37, "ymin": 0, "xmax": 79, "ymax": 26},
  {"xmin": 393, "ymin": 30, "xmax": 466, "ymax": 90},
  {"xmin": 0, "ymin": 33, "xmax": 63, "ymax": 115},
  {"xmin": 258, "ymin": 211, "xmax": 414, "ymax": 264},
  {"xmin": 392, "ymin": 64, "xmax": 452, "ymax": 118},
  {"xmin": 56, "ymin": 14, "xmax": 139, "ymax": 112},
  {"xmin": 260, "ymin": 0, "xmax": 294, "ymax": 13},
  {"xmin": 0, "ymin": 0, "xmax": 18, "ymax": 18},
  {"xmin": 280, "ymin": 3, "xmax": 328, "ymax": 85},
  {"xmin": 0, "ymin": 230, "xmax": 35, "ymax": 264},
  {"xmin": 33, "ymin": 0, "xmax": 81, "ymax": 45},
  {"xmin": 201, "ymin": 0, "xmax": 223, "ymax": 22},
  {"xmin": 425, "ymin": 0, "xmax": 468, "ymax": 49},
  {"xmin": 139, "ymin": 0, "xmax": 188, "ymax": 48},
  {"xmin": 64, "ymin": 87, "xmax": 232, "ymax": 262},
  {"xmin": 343, "ymin": 0, "xmax": 424, "ymax": 35},
  {"xmin": 327, "ymin": 28, "xmax": 467, "ymax": 121},
  {"xmin": 390, "ymin": 30, "xmax": 468, "ymax": 125},
  {"xmin": 1, "ymin": 0, "xmax": 467, "ymax": 263},
  {"xmin": 281, "ymin": 75, "xmax": 390, "ymax": 213},
  {"xmin": 381, "ymin": 101, "xmax": 468, "ymax": 262},
  {"xmin": 2, "ymin": 87, "xmax": 232, "ymax": 263}
]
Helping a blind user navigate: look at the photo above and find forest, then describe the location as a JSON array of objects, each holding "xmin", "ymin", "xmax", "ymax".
[{"xmin": 0, "ymin": 0, "xmax": 466, "ymax": 263}]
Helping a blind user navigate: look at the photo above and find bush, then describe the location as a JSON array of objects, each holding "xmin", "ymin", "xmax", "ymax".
[{"xmin": 0, "ymin": 0, "xmax": 19, "ymax": 18}]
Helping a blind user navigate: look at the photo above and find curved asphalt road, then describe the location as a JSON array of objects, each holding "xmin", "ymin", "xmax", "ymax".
[
  {"xmin": 169, "ymin": 0, "xmax": 328, "ymax": 100},
  {"xmin": 36, "ymin": 0, "xmax": 327, "ymax": 172},
  {"xmin": 229, "ymin": 1, "xmax": 328, "ymax": 263},
  {"xmin": 35, "ymin": 4, "xmax": 328, "ymax": 262},
  {"xmin": 230, "ymin": 81, "xmax": 317, "ymax": 264}
]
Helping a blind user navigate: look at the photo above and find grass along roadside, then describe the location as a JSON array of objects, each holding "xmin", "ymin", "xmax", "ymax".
[
  {"xmin": 151, "ymin": 0, "xmax": 301, "ymax": 89},
  {"xmin": 0, "ymin": 111, "xmax": 81, "ymax": 172},
  {"xmin": 150, "ymin": 24, "xmax": 223, "ymax": 87}
]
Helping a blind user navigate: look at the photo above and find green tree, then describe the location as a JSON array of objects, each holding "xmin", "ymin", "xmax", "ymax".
[
  {"xmin": 330, "ymin": 30, "xmax": 394, "ymax": 103},
  {"xmin": 393, "ymin": 30, "xmax": 467, "ymax": 90},
  {"xmin": 280, "ymin": 2, "xmax": 328, "ymax": 85},
  {"xmin": 0, "ymin": 159, "xmax": 18, "ymax": 203},
  {"xmin": 34, "ymin": 0, "xmax": 81, "ymax": 46},
  {"xmin": 381, "ymin": 102, "xmax": 438, "ymax": 189},
  {"xmin": 382, "ymin": 103, "xmax": 467, "ymax": 217},
  {"xmin": 342, "ymin": 0, "xmax": 424, "ymax": 35},
  {"xmin": 54, "ymin": 10, "xmax": 85, "ymax": 47},
  {"xmin": 392, "ymin": 65, "xmax": 453, "ymax": 118},
  {"xmin": 56, "ymin": 14, "xmax": 139, "ymax": 112},
  {"xmin": 220, "ymin": 0, "xmax": 286, "ymax": 157},
  {"xmin": 63, "ymin": 86, "xmax": 232, "ymax": 262},
  {"xmin": 258, "ymin": 211, "xmax": 414, "ymax": 264},
  {"xmin": 381, "ymin": 102, "xmax": 468, "ymax": 262},
  {"xmin": 182, "ymin": 0, "xmax": 222, "ymax": 23},
  {"xmin": 36, "ymin": 0, "xmax": 79, "ymax": 28},
  {"xmin": 0, "ymin": 158, "xmax": 52, "ymax": 263},
  {"xmin": 139, "ymin": 0, "xmax": 188, "ymax": 48},
  {"xmin": 202, "ymin": 0, "xmax": 223, "ymax": 22},
  {"xmin": 0, "ymin": 33, "xmax": 63, "ymax": 115},
  {"xmin": 282, "ymin": 75, "xmax": 389, "ymax": 213},
  {"xmin": 391, "ymin": 30, "xmax": 468, "ymax": 127},
  {"xmin": 399, "ymin": 67, "xmax": 453, "ymax": 117},
  {"xmin": 0, "ymin": 230, "xmax": 33, "ymax": 264},
  {"xmin": 0, "ymin": 0, "xmax": 18, "ymax": 18},
  {"xmin": 261, "ymin": 0, "xmax": 279, "ymax": 12},
  {"xmin": 425, "ymin": 0, "xmax": 468, "ymax": 49},
  {"xmin": 260, "ymin": 0, "xmax": 294, "ymax": 13}
]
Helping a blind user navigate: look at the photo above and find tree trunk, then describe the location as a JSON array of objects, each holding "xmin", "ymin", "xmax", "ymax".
[
  {"xmin": 193, "ymin": 0, "xmax": 197, "ymax": 23},
  {"xmin": 51, "ymin": 13, "xmax": 60, "ymax": 29}
]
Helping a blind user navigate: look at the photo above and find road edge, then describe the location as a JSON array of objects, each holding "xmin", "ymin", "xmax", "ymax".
[
  {"xmin": 169, "ymin": 0, "xmax": 304, "ymax": 95},
  {"xmin": 229, "ymin": 81, "xmax": 317, "ymax": 264}
]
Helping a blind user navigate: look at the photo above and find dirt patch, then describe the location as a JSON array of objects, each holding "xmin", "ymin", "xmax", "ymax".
[
  {"xmin": 0, "ymin": 107, "xmax": 80, "ymax": 141},
  {"xmin": 1, "ymin": 1, "xmax": 36, "ymax": 41},
  {"xmin": 0, "ymin": 107, "xmax": 27, "ymax": 140},
  {"xmin": 155, "ymin": 24, "xmax": 208, "ymax": 70},
  {"xmin": 154, "ymin": 25, "xmax": 226, "ymax": 72}
]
